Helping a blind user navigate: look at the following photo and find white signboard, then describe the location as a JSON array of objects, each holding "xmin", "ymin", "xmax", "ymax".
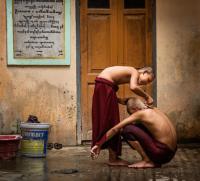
[{"xmin": 13, "ymin": 0, "xmax": 65, "ymax": 59}]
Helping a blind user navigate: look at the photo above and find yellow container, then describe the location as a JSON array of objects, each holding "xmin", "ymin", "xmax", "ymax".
[{"xmin": 20, "ymin": 123, "xmax": 50, "ymax": 157}]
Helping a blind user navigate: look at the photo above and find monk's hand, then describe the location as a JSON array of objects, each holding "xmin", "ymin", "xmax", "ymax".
[
  {"xmin": 146, "ymin": 96, "xmax": 153, "ymax": 105},
  {"xmin": 90, "ymin": 145, "xmax": 100, "ymax": 160}
]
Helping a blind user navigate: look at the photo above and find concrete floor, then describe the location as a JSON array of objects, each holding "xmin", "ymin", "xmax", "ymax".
[{"xmin": 0, "ymin": 144, "xmax": 200, "ymax": 181}]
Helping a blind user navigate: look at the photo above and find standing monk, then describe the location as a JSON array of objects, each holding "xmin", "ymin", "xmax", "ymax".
[{"xmin": 92, "ymin": 66, "xmax": 154, "ymax": 166}]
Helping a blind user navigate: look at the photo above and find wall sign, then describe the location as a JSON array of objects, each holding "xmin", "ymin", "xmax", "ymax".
[{"xmin": 7, "ymin": 0, "xmax": 70, "ymax": 65}]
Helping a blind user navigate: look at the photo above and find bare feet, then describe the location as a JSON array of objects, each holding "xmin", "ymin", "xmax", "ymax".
[
  {"xmin": 107, "ymin": 158, "xmax": 130, "ymax": 166},
  {"xmin": 128, "ymin": 160, "xmax": 161, "ymax": 169}
]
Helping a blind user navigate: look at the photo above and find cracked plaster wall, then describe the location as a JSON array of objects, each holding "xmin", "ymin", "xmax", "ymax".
[
  {"xmin": 157, "ymin": 0, "xmax": 200, "ymax": 142},
  {"xmin": 0, "ymin": 0, "xmax": 77, "ymax": 145}
]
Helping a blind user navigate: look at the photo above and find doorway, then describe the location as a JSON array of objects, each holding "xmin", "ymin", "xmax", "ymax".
[{"xmin": 80, "ymin": 0, "xmax": 154, "ymax": 142}]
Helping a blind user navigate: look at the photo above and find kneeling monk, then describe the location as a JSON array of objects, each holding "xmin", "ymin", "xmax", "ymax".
[{"xmin": 91, "ymin": 97, "xmax": 177, "ymax": 168}]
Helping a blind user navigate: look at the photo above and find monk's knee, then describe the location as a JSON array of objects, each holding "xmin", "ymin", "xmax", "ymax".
[
  {"xmin": 122, "ymin": 125, "xmax": 137, "ymax": 141},
  {"xmin": 122, "ymin": 124, "xmax": 133, "ymax": 135},
  {"xmin": 122, "ymin": 125, "xmax": 135, "ymax": 136}
]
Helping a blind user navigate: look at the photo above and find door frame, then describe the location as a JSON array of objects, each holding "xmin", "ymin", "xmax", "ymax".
[
  {"xmin": 76, "ymin": 0, "xmax": 82, "ymax": 145},
  {"xmin": 75, "ymin": 0, "xmax": 157, "ymax": 145}
]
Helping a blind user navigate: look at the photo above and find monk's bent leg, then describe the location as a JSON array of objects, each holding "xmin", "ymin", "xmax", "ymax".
[
  {"xmin": 107, "ymin": 148, "xmax": 129, "ymax": 166},
  {"xmin": 122, "ymin": 125, "xmax": 161, "ymax": 168},
  {"xmin": 127, "ymin": 141, "xmax": 157, "ymax": 168}
]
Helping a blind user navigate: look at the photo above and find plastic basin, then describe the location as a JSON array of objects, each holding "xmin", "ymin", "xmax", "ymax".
[{"xmin": 0, "ymin": 135, "xmax": 22, "ymax": 160}]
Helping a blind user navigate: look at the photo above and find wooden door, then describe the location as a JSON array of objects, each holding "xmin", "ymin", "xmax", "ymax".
[{"xmin": 80, "ymin": 0, "xmax": 153, "ymax": 142}]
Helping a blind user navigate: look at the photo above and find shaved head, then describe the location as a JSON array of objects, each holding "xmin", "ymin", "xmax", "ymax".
[{"xmin": 126, "ymin": 97, "xmax": 148, "ymax": 114}]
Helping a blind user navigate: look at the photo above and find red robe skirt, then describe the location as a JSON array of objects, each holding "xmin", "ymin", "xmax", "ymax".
[{"xmin": 92, "ymin": 77, "xmax": 122, "ymax": 156}]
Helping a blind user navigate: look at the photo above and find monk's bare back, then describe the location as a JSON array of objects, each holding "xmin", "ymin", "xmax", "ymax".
[
  {"xmin": 140, "ymin": 108, "xmax": 177, "ymax": 151},
  {"xmin": 98, "ymin": 66, "xmax": 138, "ymax": 85}
]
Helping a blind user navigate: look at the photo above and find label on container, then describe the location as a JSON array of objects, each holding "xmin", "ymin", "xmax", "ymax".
[
  {"xmin": 21, "ymin": 140, "xmax": 44, "ymax": 154},
  {"xmin": 21, "ymin": 130, "xmax": 48, "ymax": 155}
]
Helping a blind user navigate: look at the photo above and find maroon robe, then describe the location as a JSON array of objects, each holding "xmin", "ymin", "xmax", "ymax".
[
  {"xmin": 92, "ymin": 77, "xmax": 122, "ymax": 156},
  {"xmin": 122, "ymin": 124, "xmax": 177, "ymax": 164}
]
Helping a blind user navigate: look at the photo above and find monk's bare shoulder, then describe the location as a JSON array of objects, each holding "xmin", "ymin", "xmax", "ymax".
[
  {"xmin": 138, "ymin": 108, "xmax": 155, "ymax": 123},
  {"xmin": 129, "ymin": 109, "xmax": 151, "ymax": 121},
  {"xmin": 98, "ymin": 66, "xmax": 138, "ymax": 83},
  {"xmin": 101, "ymin": 66, "xmax": 136, "ymax": 74}
]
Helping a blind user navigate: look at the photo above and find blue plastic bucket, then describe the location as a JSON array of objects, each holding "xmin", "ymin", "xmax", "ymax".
[{"xmin": 20, "ymin": 123, "xmax": 50, "ymax": 157}]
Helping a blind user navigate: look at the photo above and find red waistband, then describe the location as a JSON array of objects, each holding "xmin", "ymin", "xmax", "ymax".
[{"xmin": 95, "ymin": 77, "xmax": 119, "ymax": 91}]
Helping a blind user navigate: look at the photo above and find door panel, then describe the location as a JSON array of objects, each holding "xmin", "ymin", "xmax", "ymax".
[
  {"xmin": 80, "ymin": 0, "xmax": 153, "ymax": 141},
  {"xmin": 124, "ymin": 15, "xmax": 146, "ymax": 67},
  {"xmin": 88, "ymin": 15, "xmax": 112, "ymax": 70}
]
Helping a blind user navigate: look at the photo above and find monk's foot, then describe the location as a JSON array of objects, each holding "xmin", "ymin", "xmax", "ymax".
[
  {"xmin": 107, "ymin": 158, "xmax": 129, "ymax": 166},
  {"xmin": 128, "ymin": 160, "xmax": 161, "ymax": 169}
]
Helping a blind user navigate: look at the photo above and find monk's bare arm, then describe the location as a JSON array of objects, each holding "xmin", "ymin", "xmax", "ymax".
[
  {"xmin": 91, "ymin": 110, "xmax": 145, "ymax": 159},
  {"xmin": 131, "ymin": 86, "xmax": 153, "ymax": 104},
  {"xmin": 130, "ymin": 73, "xmax": 153, "ymax": 104},
  {"xmin": 97, "ymin": 111, "xmax": 144, "ymax": 147}
]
